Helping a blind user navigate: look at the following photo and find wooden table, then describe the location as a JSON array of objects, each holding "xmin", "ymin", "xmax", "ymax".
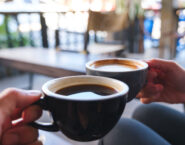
[
  {"xmin": 0, "ymin": 47, "xmax": 107, "ymax": 89},
  {"xmin": 0, "ymin": 47, "xmax": 108, "ymax": 77}
]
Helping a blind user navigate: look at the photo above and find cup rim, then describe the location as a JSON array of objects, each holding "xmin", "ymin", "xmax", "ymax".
[
  {"xmin": 86, "ymin": 58, "xmax": 148, "ymax": 73},
  {"xmin": 42, "ymin": 75, "xmax": 129, "ymax": 101}
]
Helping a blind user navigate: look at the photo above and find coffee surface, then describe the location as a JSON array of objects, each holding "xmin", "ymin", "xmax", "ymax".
[
  {"xmin": 56, "ymin": 84, "xmax": 117, "ymax": 99},
  {"xmin": 90, "ymin": 59, "xmax": 142, "ymax": 72}
]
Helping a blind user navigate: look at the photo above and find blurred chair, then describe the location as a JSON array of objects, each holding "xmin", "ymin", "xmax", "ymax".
[{"xmin": 84, "ymin": 10, "xmax": 129, "ymax": 55}]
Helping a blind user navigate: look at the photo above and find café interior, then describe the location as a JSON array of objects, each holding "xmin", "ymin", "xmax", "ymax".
[{"xmin": 0, "ymin": 0, "xmax": 185, "ymax": 145}]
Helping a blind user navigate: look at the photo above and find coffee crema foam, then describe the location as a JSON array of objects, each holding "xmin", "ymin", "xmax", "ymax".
[
  {"xmin": 94, "ymin": 64, "xmax": 136, "ymax": 72},
  {"xmin": 90, "ymin": 59, "xmax": 143, "ymax": 72}
]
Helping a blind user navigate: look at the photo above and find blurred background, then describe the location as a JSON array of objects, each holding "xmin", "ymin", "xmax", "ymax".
[
  {"xmin": 0, "ymin": 0, "xmax": 185, "ymax": 54},
  {"xmin": 0, "ymin": 0, "xmax": 185, "ymax": 145}
]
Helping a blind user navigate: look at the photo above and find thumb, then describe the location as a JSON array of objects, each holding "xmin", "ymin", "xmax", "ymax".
[{"xmin": 0, "ymin": 88, "xmax": 42, "ymax": 120}]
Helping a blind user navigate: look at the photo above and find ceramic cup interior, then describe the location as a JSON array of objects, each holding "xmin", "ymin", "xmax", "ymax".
[
  {"xmin": 42, "ymin": 75, "xmax": 128, "ymax": 101},
  {"xmin": 86, "ymin": 58, "xmax": 148, "ymax": 102}
]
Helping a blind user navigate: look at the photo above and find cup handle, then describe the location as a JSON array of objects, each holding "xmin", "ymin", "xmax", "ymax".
[{"xmin": 29, "ymin": 98, "xmax": 59, "ymax": 132}]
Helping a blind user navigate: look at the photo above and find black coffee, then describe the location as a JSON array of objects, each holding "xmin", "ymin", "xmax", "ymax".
[{"xmin": 56, "ymin": 84, "xmax": 117, "ymax": 99}]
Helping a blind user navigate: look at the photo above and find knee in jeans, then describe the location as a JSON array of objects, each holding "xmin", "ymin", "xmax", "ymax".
[{"xmin": 132, "ymin": 103, "xmax": 163, "ymax": 121}]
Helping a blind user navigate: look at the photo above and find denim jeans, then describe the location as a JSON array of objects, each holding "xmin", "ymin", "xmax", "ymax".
[{"xmin": 99, "ymin": 103, "xmax": 185, "ymax": 145}]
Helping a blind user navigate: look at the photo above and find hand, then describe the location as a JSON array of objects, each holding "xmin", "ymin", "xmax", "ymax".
[
  {"xmin": 137, "ymin": 59, "xmax": 185, "ymax": 104},
  {"xmin": 0, "ymin": 88, "xmax": 43, "ymax": 145}
]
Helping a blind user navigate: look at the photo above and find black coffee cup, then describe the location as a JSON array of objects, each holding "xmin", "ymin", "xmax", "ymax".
[
  {"xmin": 86, "ymin": 58, "xmax": 148, "ymax": 102},
  {"xmin": 30, "ymin": 75, "xmax": 128, "ymax": 141}
]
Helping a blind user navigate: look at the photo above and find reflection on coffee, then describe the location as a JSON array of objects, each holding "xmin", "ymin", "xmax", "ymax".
[
  {"xmin": 90, "ymin": 59, "xmax": 143, "ymax": 72},
  {"xmin": 56, "ymin": 84, "xmax": 117, "ymax": 99}
]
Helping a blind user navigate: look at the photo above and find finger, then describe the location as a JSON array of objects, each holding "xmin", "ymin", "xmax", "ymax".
[
  {"xmin": 147, "ymin": 59, "xmax": 175, "ymax": 72},
  {"xmin": 0, "ymin": 88, "xmax": 42, "ymax": 121},
  {"xmin": 140, "ymin": 92, "xmax": 161, "ymax": 104},
  {"xmin": 4, "ymin": 105, "xmax": 42, "ymax": 131},
  {"xmin": 136, "ymin": 83, "xmax": 163, "ymax": 100},
  {"xmin": 12, "ymin": 105, "xmax": 42, "ymax": 126},
  {"xmin": 146, "ymin": 83, "xmax": 163, "ymax": 93},
  {"xmin": 136, "ymin": 92, "xmax": 142, "ymax": 99},
  {"xmin": 10, "ymin": 108, "xmax": 23, "ymax": 120},
  {"xmin": 2, "ymin": 125, "xmax": 39, "ymax": 145},
  {"xmin": 13, "ymin": 105, "xmax": 42, "ymax": 126},
  {"xmin": 22, "ymin": 105, "xmax": 42, "ymax": 123},
  {"xmin": 147, "ymin": 70, "xmax": 158, "ymax": 83},
  {"xmin": 140, "ymin": 98, "xmax": 154, "ymax": 104},
  {"xmin": 142, "ymin": 83, "xmax": 163, "ymax": 96},
  {"xmin": 26, "ymin": 140, "xmax": 43, "ymax": 145}
]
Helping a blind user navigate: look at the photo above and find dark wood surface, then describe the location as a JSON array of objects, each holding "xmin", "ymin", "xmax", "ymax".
[{"xmin": 0, "ymin": 47, "xmax": 106, "ymax": 77}]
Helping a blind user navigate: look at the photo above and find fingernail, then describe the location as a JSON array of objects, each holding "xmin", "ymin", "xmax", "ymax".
[
  {"xmin": 27, "ymin": 90, "xmax": 42, "ymax": 96},
  {"xmin": 3, "ymin": 133, "xmax": 19, "ymax": 145}
]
